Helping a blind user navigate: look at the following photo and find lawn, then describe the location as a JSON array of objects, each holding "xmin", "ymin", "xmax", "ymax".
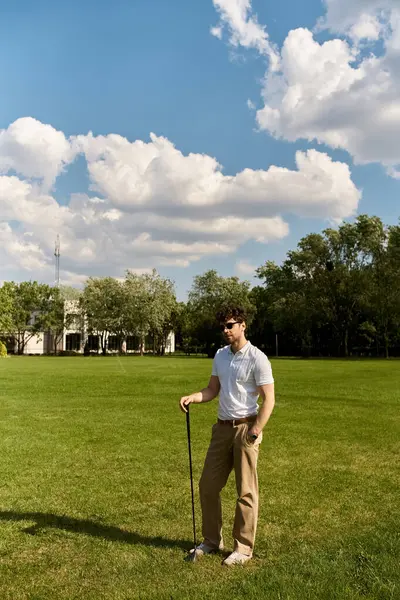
[{"xmin": 0, "ymin": 356, "xmax": 398, "ymax": 600}]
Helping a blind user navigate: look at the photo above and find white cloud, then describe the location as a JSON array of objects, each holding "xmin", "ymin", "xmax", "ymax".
[
  {"xmin": 349, "ymin": 13, "xmax": 382, "ymax": 42},
  {"xmin": 59, "ymin": 271, "xmax": 89, "ymax": 287},
  {"xmin": 0, "ymin": 117, "xmax": 76, "ymax": 189},
  {"xmin": 211, "ymin": 0, "xmax": 280, "ymax": 70},
  {"xmin": 319, "ymin": 0, "xmax": 396, "ymax": 39},
  {"xmin": 211, "ymin": 0, "xmax": 400, "ymax": 175},
  {"xmin": 0, "ymin": 175, "xmax": 71, "ymax": 228},
  {"xmin": 0, "ymin": 118, "xmax": 361, "ymax": 284},
  {"xmin": 135, "ymin": 214, "xmax": 289, "ymax": 244},
  {"xmin": 0, "ymin": 222, "xmax": 49, "ymax": 271},
  {"xmin": 236, "ymin": 259, "xmax": 257, "ymax": 276},
  {"xmin": 210, "ymin": 25, "xmax": 223, "ymax": 39},
  {"xmin": 130, "ymin": 232, "xmax": 232, "ymax": 260},
  {"xmin": 74, "ymin": 131, "xmax": 360, "ymax": 220},
  {"xmin": 255, "ymin": 10, "xmax": 400, "ymax": 174}
]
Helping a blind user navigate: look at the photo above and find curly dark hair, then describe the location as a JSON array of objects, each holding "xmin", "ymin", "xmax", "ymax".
[{"xmin": 216, "ymin": 305, "xmax": 248, "ymax": 324}]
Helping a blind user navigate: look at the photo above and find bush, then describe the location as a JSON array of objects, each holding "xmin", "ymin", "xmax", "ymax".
[{"xmin": 0, "ymin": 341, "xmax": 8, "ymax": 358}]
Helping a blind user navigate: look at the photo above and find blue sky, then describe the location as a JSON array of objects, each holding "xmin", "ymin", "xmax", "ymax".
[{"xmin": 0, "ymin": 0, "xmax": 399, "ymax": 300}]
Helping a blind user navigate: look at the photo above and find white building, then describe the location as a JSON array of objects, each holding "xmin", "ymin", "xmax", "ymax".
[{"xmin": 7, "ymin": 300, "xmax": 175, "ymax": 355}]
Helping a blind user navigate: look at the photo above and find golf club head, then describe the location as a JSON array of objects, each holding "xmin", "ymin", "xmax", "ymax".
[{"xmin": 184, "ymin": 549, "xmax": 198, "ymax": 563}]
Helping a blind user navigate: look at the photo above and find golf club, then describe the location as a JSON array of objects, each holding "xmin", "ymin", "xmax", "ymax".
[{"xmin": 184, "ymin": 404, "xmax": 198, "ymax": 563}]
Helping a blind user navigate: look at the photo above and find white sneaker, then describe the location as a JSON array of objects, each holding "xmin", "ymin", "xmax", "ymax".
[
  {"xmin": 223, "ymin": 551, "xmax": 252, "ymax": 566},
  {"xmin": 189, "ymin": 542, "xmax": 219, "ymax": 557}
]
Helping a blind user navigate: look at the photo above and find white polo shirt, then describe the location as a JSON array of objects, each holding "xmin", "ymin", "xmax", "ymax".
[{"xmin": 211, "ymin": 341, "xmax": 274, "ymax": 420}]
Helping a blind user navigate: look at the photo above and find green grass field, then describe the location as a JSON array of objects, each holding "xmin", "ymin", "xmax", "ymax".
[{"xmin": 0, "ymin": 356, "xmax": 398, "ymax": 600}]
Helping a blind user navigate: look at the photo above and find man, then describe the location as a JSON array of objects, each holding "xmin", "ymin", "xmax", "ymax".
[{"xmin": 179, "ymin": 306, "xmax": 275, "ymax": 566}]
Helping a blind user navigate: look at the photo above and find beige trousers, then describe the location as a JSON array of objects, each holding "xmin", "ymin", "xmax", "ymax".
[{"xmin": 199, "ymin": 421, "xmax": 262, "ymax": 556}]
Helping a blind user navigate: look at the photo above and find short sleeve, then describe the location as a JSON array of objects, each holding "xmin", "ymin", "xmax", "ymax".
[
  {"xmin": 211, "ymin": 350, "xmax": 219, "ymax": 376},
  {"xmin": 254, "ymin": 352, "xmax": 274, "ymax": 386}
]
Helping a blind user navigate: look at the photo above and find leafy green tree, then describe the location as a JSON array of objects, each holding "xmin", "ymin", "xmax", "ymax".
[
  {"xmin": 255, "ymin": 254, "xmax": 327, "ymax": 356},
  {"xmin": 59, "ymin": 285, "xmax": 82, "ymax": 302},
  {"xmin": 146, "ymin": 271, "xmax": 177, "ymax": 355},
  {"xmin": 173, "ymin": 302, "xmax": 200, "ymax": 354},
  {"xmin": 186, "ymin": 270, "xmax": 255, "ymax": 357},
  {"xmin": 322, "ymin": 216, "xmax": 383, "ymax": 356},
  {"xmin": 255, "ymin": 216, "xmax": 394, "ymax": 357},
  {"xmin": 123, "ymin": 269, "xmax": 176, "ymax": 355},
  {"xmin": 368, "ymin": 221, "xmax": 400, "ymax": 357},
  {"xmin": 1, "ymin": 281, "xmax": 55, "ymax": 355},
  {"xmin": 44, "ymin": 287, "xmax": 82, "ymax": 354},
  {"xmin": 123, "ymin": 273, "xmax": 150, "ymax": 355},
  {"xmin": 80, "ymin": 277, "xmax": 124, "ymax": 354},
  {"xmin": 153, "ymin": 297, "xmax": 180, "ymax": 355},
  {"xmin": 0, "ymin": 284, "xmax": 14, "ymax": 336}
]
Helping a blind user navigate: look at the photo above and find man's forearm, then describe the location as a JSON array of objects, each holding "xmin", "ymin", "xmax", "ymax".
[
  {"xmin": 253, "ymin": 391, "xmax": 275, "ymax": 433},
  {"xmin": 191, "ymin": 387, "xmax": 218, "ymax": 403}
]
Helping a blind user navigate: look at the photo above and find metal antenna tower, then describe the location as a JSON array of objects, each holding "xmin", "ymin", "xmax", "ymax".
[{"xmin": 54, "ymin": 235, "xmax": 60, "ymax": 287}]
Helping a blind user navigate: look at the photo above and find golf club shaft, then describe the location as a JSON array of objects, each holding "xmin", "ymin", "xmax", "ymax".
[{"xmin": 186, "ymin": 406, "xmax": 197, "ymax": 548}]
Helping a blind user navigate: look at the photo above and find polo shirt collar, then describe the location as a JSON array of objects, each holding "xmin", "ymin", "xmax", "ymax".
[{"xmin": 229, "ymin": 341, "xmax": 251, "ymax": 355}]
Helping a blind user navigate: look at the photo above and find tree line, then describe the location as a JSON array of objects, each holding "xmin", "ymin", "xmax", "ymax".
[
  {"xmin": 0, "ymin": 215, "xmax": 399, "ymax": 358},
  {"xmin": 0, "ymin": 270, "xmax": 177, "ymax": 356}
]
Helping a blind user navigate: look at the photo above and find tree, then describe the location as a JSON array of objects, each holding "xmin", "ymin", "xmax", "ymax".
[
  {"xmin": 0, "ymin": 284, "xmax": 14, "ymax": 336},
  {"xmin": 173, "ymin": 302, "xmax": 197, "ymax": 354},
  {"xmin": 1, "ymin": 281, "xmax": 55, "ymax": 355},
  {"xmin": 255, "ymin": 253, "xmax": 327, "ymax": 356},
  {"xmin": 153, "ymin": 296, "xmax": 180, "ymax": 355},
  {"xmin": 44, "ymin": 287, "xmax": 82, "ymax": 354},
  {"xmin": 58, "ymin": 285, "xmax": 82, "ymax": 302},
  {"xmin": 187, "ymin": 270, "xmax": 255, "ymax": 357},
  {"xmin": 255, "ymin": 216, "xmax": 391, "ymax": 357},
  {"xmin": 248, "ymin": 285, "xmax": 275, "ymax": 353},
  {"xmin": 321, "ymin": 216, "xmax": 383, "ymax": 356},
  {"xmin": 253, "ymin": 260, "xmax": 304, "ymax": 355},
  {"xmin": 123, "ymin": 269, "xmax": 176, "ymax": 355},
  {"xmin": 149, "ymin": 273, "xmax": 177, "ymax": 355},
  {"xmin": 80, "ymin": 277, "xmax": 124, "ymax": 354},
  {"xmin": 368, "ymin": 221, "xmax": 400, "ymax": 357}
]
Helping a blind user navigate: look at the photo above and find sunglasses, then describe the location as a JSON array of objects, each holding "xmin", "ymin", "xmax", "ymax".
[{"xmin": 220, "ymin": 321, "xmax": 240, "ymax": 331}]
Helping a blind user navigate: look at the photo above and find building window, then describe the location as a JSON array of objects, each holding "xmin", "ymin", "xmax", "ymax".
[
  {"xmin": 66, "ymin": 333, "xmax": 81, "ymax": 351},
  {"xmin": 5, "ymin": 337, "xmax": 16, "ymax": 354},
  {"xmin": 145, "ymin": 334, "xmax": 154, "ymax": 350},
  {"xmin": 108, "ymin": 336, "xmax": 120, "ymax": 351},
  {"xmin": 126, "ymin": 336, "xmax": 140, "ymax": 351},
  {"xmin": 87, "ymin": 335, "xmax": 99, "ymax": 351}
]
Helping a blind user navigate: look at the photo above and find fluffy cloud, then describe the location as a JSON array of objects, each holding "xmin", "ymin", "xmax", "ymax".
[
  {"xmin": 319, "ymin": 0, "xmax": 396, "ymax": 39},
  {"xmin": 235, "ymin": 259, "xmax": 257, "ymax": 276},
  {"xmin": 211, "ymin": 0, "xmax": 280, "ymax": 70},
  {"xmin": 0, "ymin": 118, "xmax": 361, "ymax": 283},
  {"xmin": 212, "ymin": 0, "xmax": 400, "ymax": 175},
  {"xmin": 256, "ymin": 21, "xmax": 400, "ymax": 172},
  {"xmin": 74, "ymin": 132, "xmax": 359, "ymax": 221},
  {"xmin": 0, "ymin": 118, "xmax": 76, "ymax": 188},
  {"xmin": 0, "ymin": 223, "xmax": 49, "ymax": 271},
  {"xmin": 0, "ymin": 175, "xmax": 70, "ymax": 229}
]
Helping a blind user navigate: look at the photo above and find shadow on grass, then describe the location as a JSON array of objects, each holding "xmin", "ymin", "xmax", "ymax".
[{"xmin": 0, "ymin": 511, "xmax": 190, "ymax": 550}]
